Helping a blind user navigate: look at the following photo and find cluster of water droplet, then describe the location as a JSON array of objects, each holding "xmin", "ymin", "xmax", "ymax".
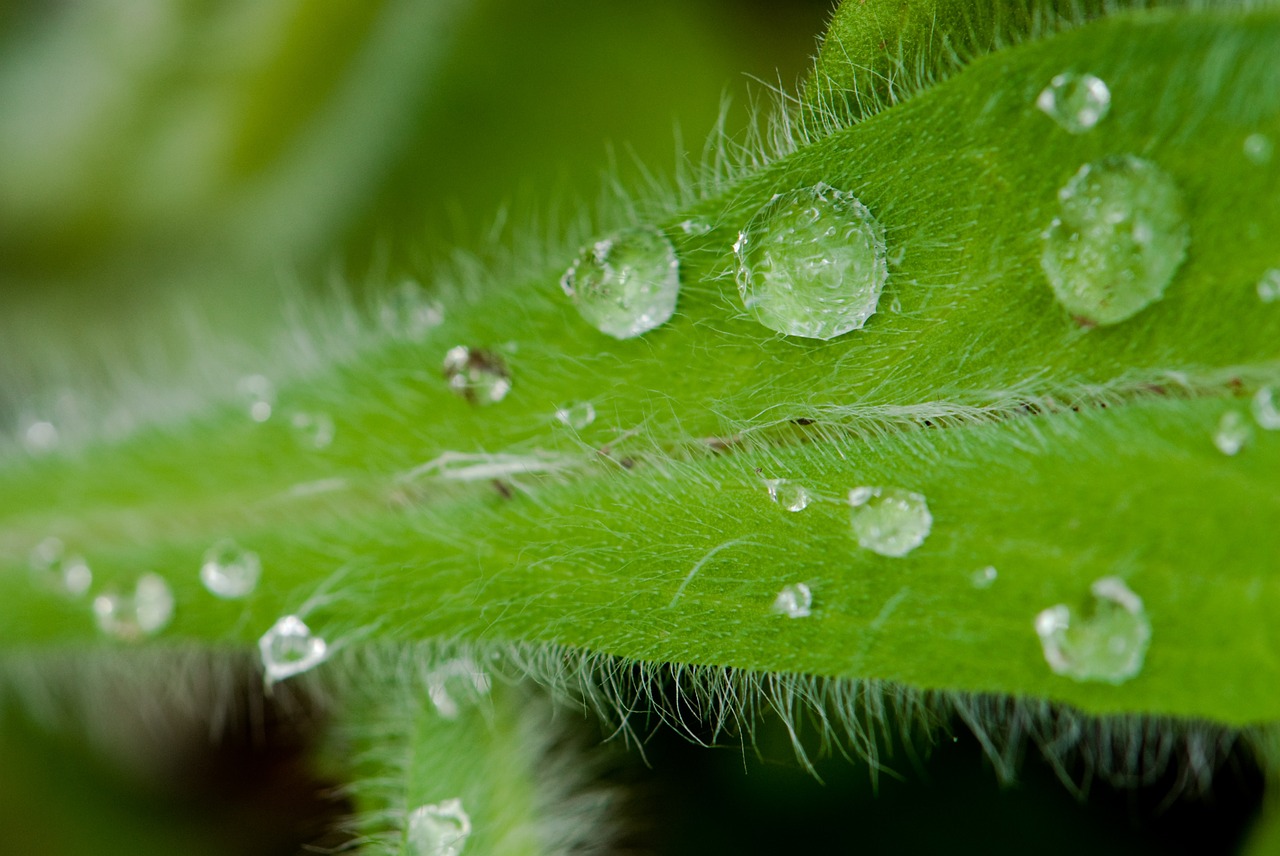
[
  {"xmin": 407, "ymin": 798, "xmax": 472, "ymax": 856},
  {"xmin": 1035, "ymin": 576, "xmax": 1150, "ymax": 684},
  {"xmin": 1210, "ymin": 384, "xmax": 1280, "ymax": 456}
]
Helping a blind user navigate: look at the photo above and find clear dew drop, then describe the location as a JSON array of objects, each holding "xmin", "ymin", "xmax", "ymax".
[
  {"xmin": 289, "ymin": 410, "xmax": 335, "ymax": 449},
  {"xmin": 258, "ymin": 615, "xmax": 327, "ymax": 683},
  {"xmin": 407, "ymin": 798, "xmax": 472, "ymax": 856},
  {"xmin": 1036, "ymin": 72, "xmax": 1111, "ymax": 134},
  {"xmin": 380, "ymin": 280, "xmax": 445, "ymax": 340},
  {"xmin": 1244, "ymin": 133, "xmax": 1275, "ymax": 166},
  {"xmin": 426, "ymin": 657, "xmax": 492, "ymax": 720},
  {"xmin": 772, "ymin": 583, "xmax": 812, "ymax": 618},
  {"xmin": 1034, "ymin": 576, "xmax": 1150, "ymax": 684},
  {"xmin": 734, "ymin": 183, "xmax": 887, "ymax": 340},
  {"xmin": 1041, "ymin": 155, "xmax": 1189, "ymax": 325},
  {"xmin": 553, "ymin": 402, "xmax": 596, "ymax": 430},
  {"xmin": 442, "ymin": 346, "xmax": 511, "ymax": 405},
  {"xmin": 200, "ymin": 539, "xmax": 261, "ymax": 599},
  {"xmin": 28, "ymin": 537, "xmax": 92, "ymax": 596},
  {"xmin": 93, "ymin": 573, "xmax": 174, "ymax": 640},
  {"xmin": 560, "ymin": 225, "xmax": 681, "ymax": 339},
  {"xmin": 1251, "ymin": 387, "xmax": 1280, "ymax": 430},
  {"xmin": 764, "ymin": 478, "xmax": 811, "ymax": 512},
  {"xmin": 1256, "ymin": 269, "xmax": 1280, "ymax": 303},
  {"xmin": 236, "ymin": 374, "xmax": 275, "ymax": 422},
  {"xmin": 848, "ymin": 486, "xmax": 932, "ymax": 557},
  {"xmin": 971, "ymin": 565, "xmax": 998, "ymax": 590},
  {"xmin": 1214, "ymin": 409, "xmax": 1252, "ymax": 456}
]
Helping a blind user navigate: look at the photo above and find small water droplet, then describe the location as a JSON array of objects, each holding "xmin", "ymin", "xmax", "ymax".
[
  {"xmin": 679, "ymin": 218, "xmax": 712, "ymax": 236},
  {"xmin": 1214, "ymin": 409, "xmax": 1252, "ymax": 455},
  {"xmin": 560, "ymin": 226, "xmax": 681, "ymax": 339},
  {"xmin": 1034, "ymin": 576, "xmax": 1150, "ymax": 684},
  {"xmin": 554, "ymin": 402, "xmax": 596, "ymax": 430},
  {"xmin": 407, "ymin": 798, "xmax": 471, "ymax": 856},
  {"xmin": 380, "ymin": 281, "xmax": 445, "ymax": 340},
  {"xmin": 200, "ymin": 539, "xmax": 261, "ymax": 599},
  {"xmin": 22, "ymin": 420, "xmax": 59, "ymax": 454},
  {"xmin": 237, "ymin": 374, "xmax": 275, "ymax": 422},
  {"xmin": 1256, "ymin": 269, "xmax": 1280, "ymax": 303},
  {"xmin": 93, "ymin": 573, "xmax": 174, "ymax": 640},
  {"xmin": 848, "ymin": 486, "xmax": 932, "ymax": 557},
  {"xmin": 735, "ymin": 183, "xmax": 888, "ymax": 340},
  {"xmin": 1036, "ymin": 72, "xmax": 1111, "ymax": 133},
  {"xmin": 442, "ymin": 346, "xmax": 511, "ymax": 404},
  {"xmin": 971, "ymin": 565, "xmax": 998, "ymax": 589},
  {"xmin": 29, "ymin": 537, "xmax": 92, "ymax": 596},
  {"xmin": 259, "ymin": 615, "xmax": 327, "ymax": 683},
  {"xmin": 426, "ymin": 657, "xmax": 492, "ymax": 720},
  {"xmin": 764, "ymin": 478, "xmax": 811, "ymax": 512},
  {"xmin": 1252, "ymin": 386, "xmax": 1280, "ymax": 430},
  {"xmin": 289, "ymin": 411, "xmax": 335, "ymax": 449},
  {"xmin": 1244, "ymin": 133, "xmax": 1275, "ymax": 165},
  {"xmin": 772, "ymin": 583, "xmax": 812, "ymax": 618},
  {"xmin": 1041, "ymin": 155, "xmax": 1188, "ymax": 325}
]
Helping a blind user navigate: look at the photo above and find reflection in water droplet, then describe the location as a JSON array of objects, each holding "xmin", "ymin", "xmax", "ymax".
[
  {"xmin": 560, "ymin": 226, "xmax": 681, "ymax": 339},
  {"xmin": 442, "ymin": 346, "xmax": 511, "ymax": 404},
  {"xmin": 764, "ymin": 478, "xmax": 811, "ymax": 512},
  {"xmin": 380, "ymin": 281, "xmax": 445, "ymax": 340},
  {"xmin": 290, "ymin": 411, "xmax": 335, "ymax": 449},
  {"xmin": 1036, "ymin": 72, "xmax": 1111, "ymax": 133},
  {"xmin": 408, "ymin": 798, "xmax": 472, "ymax": 856},
  {"xmin": 848, "ymin": 486, "xmax": 932, "ymax": 557},
  {"xmin": 259, "ymin": 615, "xmax": 327, "ymax": 683},
  {"xmin": 971, "ymin": 566, "xmax": 998, "ymax": 589},
  {"xmin": 1214, "ymin": 409, "xmax": 1252, "ymax": 455},
  {"xmin": 1034, "ymin": 576, "xmax": 1150, "ymax": 684},
  {"xmin": 426, "ymin": 657, "xmax": 492, "ymax": 720},
  {"xmin": 1252, "ymin": 387, "xmax": 1280, "ymax": 430},
  {"xmin": 93, "ymin": 574, "xmax": 174, "ymax": 640},
  {"xmin": 554, "ymin": 402, "xmax": 596, "ymax": 430},
  {"xmin": 237, "ymin": 374, "xmax": 275, "ymax": 422},
  {"xmin": 29, "ymin": 537, "xmax": 92, "ymax": 596},
  {"xmin": 735, "ymin": 183, "xmax": 887, "ymax": 340},
  {"xmin": 1256, "ymin": 269, "xmax": 1280, "ymax": 303},
  {"xmin": 1244, "ymin": 133, "xmax": 1275, "ymax": 165},
  {"xmin": 1041, "ymin": 155, "xmax": 1188, "ymax": 325},
  {"xmin": 773, "ymin": 583, "xmax": 812, "ymax": 618},
  {"xmin": 200, "ymin": 539, "xmax": 261, "ymax": 599}
]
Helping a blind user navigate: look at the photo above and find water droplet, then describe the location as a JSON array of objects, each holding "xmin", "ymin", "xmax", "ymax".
[
  {"xmin": 426, "ymin": 657, "xmax": 492, "ymax": 720},
  {"xmin": 971, "ymin": 565, "xmax": 998, "ymax": 589},
  {"xmin": 93, "ymin": 574, "xmax": 174, "ymax": 640},
  {"xmin": 560, "ymin": 226, "xmax": 680, "ymax": 339},
  {"xmin": 259, "ymin": 615, "xmax": 327, "ymax": 683},
  {"xmin": 1041, "ymin": 155, "xmax": 1189, "ymax": 325},
  {"xmin": 764, "ymin": 478, "xmax": 811, "ymax": 512},
  {"xmin": 380, "ymin": 281, "xmax": 445, "ymax": 340},
  {"xmin": 1244, "ymin": 133, "xmax": 1275, "ymax": 165},
  {"xmin": 1214, "ymin": 409, "xmax": 1252, "ymax": 455},
  {"xmin": 290, "ymin": 411, "xmax": 335, "ymax": 449},
  {"xmin": 848, "ymin": 486, "xmax": 932, "ymax": 557},
  {"xmin": 200, "ymin": 539, "xmax": 261, "ymax": 599},
  {"xmin": 553, "ymin": 402, "xmax": 596, "ymax": 430},
  {"xmin": 22, "ymin": 420, "xmax": 59, "ymax": 454},
  {"xmin": 734, "ymin": 183, "xmax": 888, "ymax": 340},
  {"xmin": 679, "ymin": 218, "xmax": 712, "ymax": 236},
  {"xmin": 29, "ymin": 537, "xmax": 92, "ymax": 596},
  {"xmin": 1034, "ymin": 576, "xmax": 1150, "ymax": 684},
  {"xmin": 772, "ymin": 583, "xmax": 812, "ymax": 618},
  {"xmin": 442, "ymin": 347, "xmax": 511, "ymax": 404},
  {"xmin": 1256, "ymin": 269, "xmax": 1280, "ymax": 303},
  {"xmin": 237, "ymin": 374, "xmax": 275, "ymax": 422},
  {"xmin": 1036, "ymin": 72, "xmax": 1111, "ymax": 134},
  {"xmin": 407, "ymin": 798, "xmax": 471, "ymax": 856},
  {"xmin": 1252, "ymin": 386, "xmax": 1280, "ymax": 430}
]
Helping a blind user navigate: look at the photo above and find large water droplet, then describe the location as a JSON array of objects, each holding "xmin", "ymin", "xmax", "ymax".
[
  {"xmin": 381, "ymin": 281, "xmax": 445, "ymax": 340},
  {"xmin": 1252, "ymin": 386, "xmax": 1280, "ymax": 430},
  {"xmin": 237, "ymin": 374, "xmax": 275, "ymax": 422},
  {"xmin": 259, "ymin": 615, "xmax": 327, "ymax": 683},
  {"xmin": 764, "ymin": 478, "xmax": 811, "ymax": 512},
  {"xmin": 970, "ymin": 565, "xmax": 998, "ymax": 590},
  {"xmin": 289, "ymin": 410, "xmax": 335, "ymax": 449},
  {"xmin": 93, "ymin": 573, "xmax": 174, "ymax": 640},
  {"xmin": 1244, "ymin": 133, "xmax": 1275, "ymax": 166},
  {"xmin": 29, "ymin": 537, "xmax": 92, "ymax": 596},
  {"xmin": 735, "ymin": 183, "xmax": 887, "ymax": 340},
  {"xmin": 560, "ymin": 226, "xmax": 680, "ymax": 339},
  {"xmin": 200, "ymin": 539, "xmax": 262, "ymax": 599},
  {"xmin": 1213, "ymin": 409, "xmax": 1252, "ymax": 456},
  {"xmin": 407, "ymin": 798, "xmax": 472, "ymax": 856},
  {"xmin": 1036, "ymin": 72, "xmax": 1111, "ymax": 133},
  {"xmin": 1256, "ymin": 269, "xmax": 1280, "ymax": 303},
  {"xmin": 1034, "ymin": 576, "xmax": 1150, "ymax": 684},
  {"xmin": 442, "ymin": 346, "xmax": 511, "ymax": 404},
  {"xmin": 848, "ymin": 486, "xmax": 932, "ymax": 557},
  {"xmin": 426, "ymin": 657, "xmax": 492, "ymax": 720},
  {"xmin": 553, "ymin": 402, "xmax": 596, "ymax": 430},
  {"xmin": 772, "ymin": 583, "xmax": 812, "ymax": 618},
  {"xmin": 1041, "ymin": 155, "xmax": 1189, "ymax": 325}
]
